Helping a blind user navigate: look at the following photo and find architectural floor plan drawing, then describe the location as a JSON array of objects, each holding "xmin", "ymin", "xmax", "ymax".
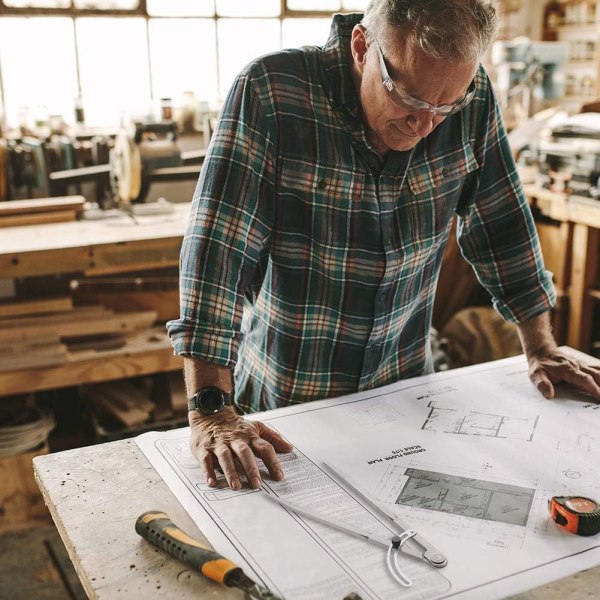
[
  {"xmin": 137, "ymin": 353, "xmax": 600, "ymax": 600},
  {"xmin": 395, "ymin": 468, "xmax": 535, "ymax": 527},
  {"xmin": 422, "ymin": 399, "xmax": 539, "ymax": 441}
]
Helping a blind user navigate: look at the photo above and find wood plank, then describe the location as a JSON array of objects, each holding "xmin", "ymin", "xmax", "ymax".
[
  {"xmin": 0, "ymin": 344, "xmax": 68, "ymax": 373},
  {"xmin": 568, "ymin": 195, "xmax": 600, "ymax": 229},
  {"xmin": 535, "ymin": 220, "xmax": 572, "ymax": 291},
  {"xmin": 0, "ymin": 297, "xmax": 73, "ymax": 319},
  {"xmin": 0, "ymin": 196, "xmax": 85, "ymax": 217},
  {"xmin": 0, "ymin": 310, "xmax": 156, "ymax": 344},
  {"xmin": 0, "ymin": 305, "xmax": 112, "ymax": 328},
  {"xmin": 73, "ymin": 290, "xmax": 179, "ymax": 321},
  {"xmin": 1, "ymin": 444, "xmax": 50, "ymax": 532},
  {"xmin": 0, "ymin": 336, "xmax": 61, "ymax": 352},
  {"xmin": 0, "ymin": 237, "xmax": 182, "ymax": 278},
  {"xmin": 0, "ymin": 211, "xmax": 77, "ymax": 228},
  {"xmin": 85, "ymin": 387, "xmax": 150, "ymax": 428},
  {"xmin": 568, "ymin": 224, "xmax": 599, "ymax": 351},
  {"xmin": 0, "ymin": 328, "xmax": 182, "ymax": 397}
]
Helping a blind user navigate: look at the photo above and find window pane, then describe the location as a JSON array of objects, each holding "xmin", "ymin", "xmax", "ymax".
[
  {"xmin": 74, "ymin": 0, "xmax": 138, "ymax": 7},
  {"xmin": 147, "ymin": 0, "xmax": 214, "ymax": 17},
  {"xmin": 216, "ymin": 0, "xmax": 279, "ymax": 17},
  {"xmin": 149, "ymin": 19, "xmax": 218, "ymax": 106},
  {"xmin": 282, "ymin": 18, "xmax": 331, "ymax": 49},
  {"xmin": 0, "ymin": 17, "xmax": 78, "ymax": 128},
  {"xmin": 342, "ymin": 0, "xmax": 368, "ymax": 10},
  {"xmin": 4, "ymin": 0, "xmax": 70, "ymax": 7},
  {"xmin": 287, "ymin": 0, "xmax": 340, "ymax": 10},
  {"xmin": 217, "ymin": 19, "xmax": 280, "ymax": 98},
  {"xmin": 76, "ymin": 18, "xmax": 150, "ymax": 126}
]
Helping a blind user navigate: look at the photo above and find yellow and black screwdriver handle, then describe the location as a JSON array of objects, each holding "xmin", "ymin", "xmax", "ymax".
[{"xmin": 135, "ymin": 511, "xmax": 282, "ymax": 600}]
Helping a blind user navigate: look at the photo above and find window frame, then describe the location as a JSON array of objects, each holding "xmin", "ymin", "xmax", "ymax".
[{"xmin": 0, "ymin": 0, "xmax": 364, "ymax": 129}]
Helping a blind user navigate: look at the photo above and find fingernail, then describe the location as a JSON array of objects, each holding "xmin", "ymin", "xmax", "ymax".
[
  {"xmin": 251, "ymin": 477, "xmax": 261, "ymax": 489},
  {"xmin": 207, "ymin": 477, "xmax": 216, "ymax": 487},
  {"xmin": 231, "ymin": 480, "xmax": 241, "ymax": 491},
  {"xmin": 274, "ymin": 469, "xmax": 284, "ymax": 481}
]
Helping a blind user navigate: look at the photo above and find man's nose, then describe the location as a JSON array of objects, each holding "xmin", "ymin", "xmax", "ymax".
[{"xmin": 406, "ymin": 110, "xmax": 436, "ymax": 138}]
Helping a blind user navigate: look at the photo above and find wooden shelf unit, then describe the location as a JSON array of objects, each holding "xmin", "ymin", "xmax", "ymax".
[
  {"xmin": 524, "ymin": 184, "xmax": 600, "ymax": 353},
  {"xmin": 0, "ymin": 328, "xmax": 182, "ymax": 398},
  {"xmin": 0, "ymin": 204, "xmax": 190, "ymax": 399}
]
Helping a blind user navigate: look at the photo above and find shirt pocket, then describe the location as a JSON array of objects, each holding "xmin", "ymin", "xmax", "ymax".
[
  {"xmin": 390, "ymin": 144, "xmax": 479, "ymax": 267},
  {"xmin": 407, "ymin": 143, "xmax": 479, "ymax": 237}
]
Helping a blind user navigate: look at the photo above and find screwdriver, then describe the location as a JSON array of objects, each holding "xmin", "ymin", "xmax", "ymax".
[{"xmin": 135, "ymin": 510, "xmax": 282, "ymax": 600}]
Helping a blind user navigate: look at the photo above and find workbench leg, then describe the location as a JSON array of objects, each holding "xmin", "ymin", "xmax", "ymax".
[{"xmin": 568, "ymin": 224, "xmax": 599, "ymax": 351}]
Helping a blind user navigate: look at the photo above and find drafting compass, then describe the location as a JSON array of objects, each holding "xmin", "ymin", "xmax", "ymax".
[
  {"xmin": 265, "ymin": 462, "xmax": 447, "ymax": 587},
  {"xmin": 549, "ymin": 495, "xmax": 600, "ymax": 536}
]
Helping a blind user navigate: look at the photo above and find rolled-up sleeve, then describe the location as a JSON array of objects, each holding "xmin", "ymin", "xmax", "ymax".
[
  {"xmin": 457, "ymin": 76, "xmax": 556, "ymax": 323},
  {"xmin": 167, "ymin": 70, "xmax": 276, "ymax": 366}
]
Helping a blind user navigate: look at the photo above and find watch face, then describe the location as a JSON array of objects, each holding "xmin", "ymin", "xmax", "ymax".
[{"xmin": 197, "ymin": 387, "xmax": 226, "ymax": 414}]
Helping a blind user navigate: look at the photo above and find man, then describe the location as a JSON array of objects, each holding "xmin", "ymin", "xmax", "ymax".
[{"xmin": 168, "ymin": 0, "xmax": 600, "ymax": 491}]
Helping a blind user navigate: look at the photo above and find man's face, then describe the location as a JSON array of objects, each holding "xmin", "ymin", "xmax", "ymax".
[{"xmin": 350, "ymin": 25, "xmax": 478, "ymax": 154}]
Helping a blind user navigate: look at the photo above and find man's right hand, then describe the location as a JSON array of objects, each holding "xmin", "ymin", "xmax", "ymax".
[{"xmin": 189, "ymin": 406, "xmax": 294, "ymax": 490}]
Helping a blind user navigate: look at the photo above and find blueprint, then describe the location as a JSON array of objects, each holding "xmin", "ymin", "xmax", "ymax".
[{"xmin": 136, "ymin": 353, "xmax": 600, "ymax": 600}]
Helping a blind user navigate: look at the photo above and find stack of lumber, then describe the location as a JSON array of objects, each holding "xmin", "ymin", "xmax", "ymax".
[
  {"xmin": 0, "ymin": 195, "xmax": 85, "ymax": 228},
  {"xmin": 86, "ymin": 373, "xmax": 187, "ymax": 435},
  {"xmin": 0, "ymin": 296, "xmax": 157, "ymax": 372},
  {"xmin": 85, "ymin": 381, "xmax": 156, "ymax": 428}
]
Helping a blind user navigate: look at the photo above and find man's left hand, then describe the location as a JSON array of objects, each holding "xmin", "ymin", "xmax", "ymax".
[{"xmin": 527, "ymin": 348, "xmax": 600, "ymax": 401}]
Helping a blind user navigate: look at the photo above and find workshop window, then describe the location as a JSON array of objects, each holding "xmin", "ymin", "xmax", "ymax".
[
  {"xmin": 0, "ymin": 0, "xmax": 369, "ymax": 130},
  {"xmin": 149, "ymin": 18, "xmax": 218, "ymax": 110},
  {"xmin": 146, "ymin": 0, "xmax": 213, "ymax": 17},
  {"xmin": 76, "ymin": 17, "xmax": 150, "ymax": 127},
  {"xmin": 0, "ymin": 17, "xmax": 79, "ymax": 127}
]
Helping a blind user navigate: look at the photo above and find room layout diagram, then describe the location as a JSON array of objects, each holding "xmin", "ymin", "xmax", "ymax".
[
  {"xmin": 422, "ymin": 399, "xmax": 539, "ymax": 441},
  {"xmin": 395, "ymin": 468, "xmax": 536, "ymax": 527}
]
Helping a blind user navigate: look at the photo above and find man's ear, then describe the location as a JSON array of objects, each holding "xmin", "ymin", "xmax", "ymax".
[{"xmin": 351, "ymin": 25, "xmax": 368, "ymax": 73}]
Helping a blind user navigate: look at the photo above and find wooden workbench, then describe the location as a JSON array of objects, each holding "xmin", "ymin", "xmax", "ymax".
[
  {"xmin": 33, "ymin": 434, "xmax": 600, "ymax": 600},
  {"xmin": 0, "ymin": 204, "xmax": 190, "ymax": 398},
  {"xmin": 34, "ymin": 439, "xmax": 239, "ymax": 599},
  {"xmin": 0, "ymin": 203, "xmax": 189, "ymax": 278},
  {"xmin": 524, "ymin": 185, "xmax": 600, "ymax": 353}
]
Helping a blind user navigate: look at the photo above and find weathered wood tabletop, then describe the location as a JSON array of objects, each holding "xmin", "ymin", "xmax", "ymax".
[
  {"xmin": 33, "ymin": 438, "xmax": 240, "ymax": 599},
  {"xmin": 34, "ymin": 436, "xmax": 600, "ymax": 600}
]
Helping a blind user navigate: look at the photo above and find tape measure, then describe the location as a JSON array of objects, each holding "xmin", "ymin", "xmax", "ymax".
[{"xmin": 548, "ymin": 496, "xmax": 600, "ymax": 536}]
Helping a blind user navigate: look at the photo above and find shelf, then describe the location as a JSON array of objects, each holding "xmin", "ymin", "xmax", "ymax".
[
  {"xmin": 0, "ymin": 328, "xmax": 182, "ymax": 398},
  {"xmin": 0, "ymin": 202, "xmax": 189, "ymax": 278},
  {"xmin": 556, "ymin": 21, "xmax": 598, "ymax": 30}
]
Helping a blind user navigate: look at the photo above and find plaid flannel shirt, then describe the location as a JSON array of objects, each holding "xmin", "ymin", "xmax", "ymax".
[{"xmin": 167, "ymin": 13, "xmax": 556, "ymax": 413}]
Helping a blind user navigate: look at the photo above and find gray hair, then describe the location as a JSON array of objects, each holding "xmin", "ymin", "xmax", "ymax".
[{"xmin": 361, "ymin": 0, "xmax": 499, "ymax": 62}]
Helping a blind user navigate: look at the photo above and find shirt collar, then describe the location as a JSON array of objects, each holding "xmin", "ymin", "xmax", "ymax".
[{"xmin": 321, "ymin": 13, "xmax": 362, "ymax": 118}]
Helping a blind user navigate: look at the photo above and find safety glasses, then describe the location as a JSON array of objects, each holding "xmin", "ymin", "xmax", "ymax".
[{"xmin": 375, "ymin": 41, "xmax": 476, "ymax": 116}]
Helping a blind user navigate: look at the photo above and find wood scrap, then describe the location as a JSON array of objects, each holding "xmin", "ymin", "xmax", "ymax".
[
  {"xmin": 0, "ymin": 196, "xmax": 85, "ymax": 217},
  {"xmin": 85, "ymin": 381, "xmax": 155, "ymax": 427},
  {"xmin": 0, "ymin": 310, "xmax": 157, "ymax": 344},
  {"xmin": 0, "ymin": 210, "xmax": 78, "ymax": 228},
  {"xmin": 0, "ymin": 343, "xmax": 68, "ymax": 373},
  {"xmin": 65, "ymin": 335, "xmax": 126, "ymax": 353},
  {"xmin": 0, "ymin": 305, "xmax": 112, "ymax": 329},
  {"xmin": 0, "ymin": 297, "xmax": 73, "ymax": 319}
]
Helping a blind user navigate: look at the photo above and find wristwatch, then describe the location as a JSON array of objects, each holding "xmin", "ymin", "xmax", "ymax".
[{"xmin": 188, "ymin": 386, "xmax": 233, "ymax": 415}]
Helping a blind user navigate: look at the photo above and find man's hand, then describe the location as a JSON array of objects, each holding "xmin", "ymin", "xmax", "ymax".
[
  {"xmin": 517, "ymin": 311, "xmax": 600, "ymax": 401},
  {"xmin": 189, "ymin": 406, "xmax": 294, "ymax": 491},
  {"xmin": 527, "ymin": 348, "xmax": 600, "ymax": 401}
]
